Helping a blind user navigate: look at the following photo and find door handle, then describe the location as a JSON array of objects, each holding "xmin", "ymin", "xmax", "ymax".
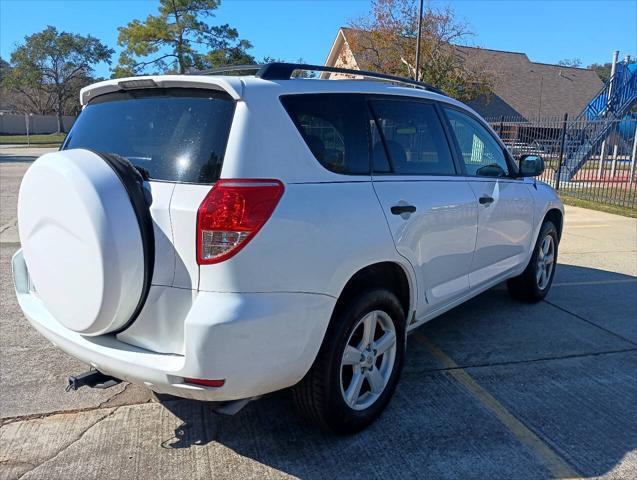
[
  {"xmin": 391, "ymin": 205, "xmax": 417, "ymax": 215},
  {"xmin": 479, "ymin": 195, "xmax": 494, "ymax": 205}
]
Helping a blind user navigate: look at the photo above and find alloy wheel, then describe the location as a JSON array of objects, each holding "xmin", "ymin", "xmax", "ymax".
[
  {"xmin": 340, "ymin": 310, "xmax": 397, "ymax": 411},
  {"xmin": 536, "ymin": 234, "xmax": 555, "ymax": 290}
]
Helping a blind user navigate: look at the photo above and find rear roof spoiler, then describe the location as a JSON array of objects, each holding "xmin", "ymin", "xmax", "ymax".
[{"xmin": 80, "ymin": 75, "xmax": 244, "ymax": 105}]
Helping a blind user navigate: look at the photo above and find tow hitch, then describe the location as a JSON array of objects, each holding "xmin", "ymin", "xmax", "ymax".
[{"xmin": 67, "ymin": 369, "xmax": 122, "ymax": 391}]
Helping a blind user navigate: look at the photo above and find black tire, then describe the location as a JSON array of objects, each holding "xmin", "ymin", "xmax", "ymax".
[
  {"xmin": 292, "ymin": 289, "xmax": 406, "ymax": 434},
  {"xmin": 92, "ymin": 150, "xmax": 155, "ymax": 334},
  {"xmin": 507, "ymin": 220, "xmax": 558, "ymax": 302}
]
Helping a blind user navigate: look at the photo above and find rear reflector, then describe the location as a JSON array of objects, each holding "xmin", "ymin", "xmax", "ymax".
[
  {"xmin": 196, "ymin": 179, "xmax": 284, "ymax": 264},
  {"xmin": 184, "ymin": 378, "xmax": 226, "ymax": 388}
]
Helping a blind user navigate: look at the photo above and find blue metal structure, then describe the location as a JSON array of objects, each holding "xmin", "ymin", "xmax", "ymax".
[{"xmin": 559, "ymin": 62, "xmax": 637, "ymax": 181}]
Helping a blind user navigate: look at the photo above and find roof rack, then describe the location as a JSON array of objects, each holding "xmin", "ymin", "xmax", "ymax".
[
  {"xmin": 191, "ymin": 62, "xmax": 446, "ymax": 96},
  {"xmin": 191, "ymin": 64, "xmax": 263, "ymax": 76}
]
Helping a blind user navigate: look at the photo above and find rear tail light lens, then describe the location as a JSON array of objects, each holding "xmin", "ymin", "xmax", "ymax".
[{"xmin": 196, "ymin": 179, "xmax": 284, "ymax": 264}]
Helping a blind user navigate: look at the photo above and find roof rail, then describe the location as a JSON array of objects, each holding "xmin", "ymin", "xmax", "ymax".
[
  {"xmin": 257, "ymin": 63, "xmax": 445, "ymax": 95},
  {"xmin": 189, "ymin": 64, "xmax": 263, "ymax": 76},
  {"xmin": 191, "ymin": 62, "xmax": 446, "ymax": 96}
]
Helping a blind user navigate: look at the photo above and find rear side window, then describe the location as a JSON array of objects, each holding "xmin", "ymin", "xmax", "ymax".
[
  {"xmin": 280, "ymin": 94, "xmax": 369, "ymax": 175},
  {"xmin": 369, "ymin": 99, "xmax": 456, "ymax": 175},
  {"xmin": 63, "ymin": 88, "xmax": 235, "ymax": 183}
]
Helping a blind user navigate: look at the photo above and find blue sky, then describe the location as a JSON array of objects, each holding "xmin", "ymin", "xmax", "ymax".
[{"xmin": 1, "ymin": 0, "xmax": 635, "ymax": 78}]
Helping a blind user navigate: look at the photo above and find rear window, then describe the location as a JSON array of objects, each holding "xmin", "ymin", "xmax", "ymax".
[
  {"xmin": 63, "ymin": 88, "xmax": 235, "ymax": 183},
  {"xmin": 280, "ymin": 94, "xmax": 369, "ymax": 175}
]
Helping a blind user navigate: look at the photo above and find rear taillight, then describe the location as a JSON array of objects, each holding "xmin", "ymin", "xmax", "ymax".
[{"xmin": 196, "ymin": 179, "xmax": 284, "ymax": 265}]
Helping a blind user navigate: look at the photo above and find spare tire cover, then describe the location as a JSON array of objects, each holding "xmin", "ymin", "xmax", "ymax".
[{"xmin": 18, "ymin": 149, "xmax": 149, "ymax": 336}]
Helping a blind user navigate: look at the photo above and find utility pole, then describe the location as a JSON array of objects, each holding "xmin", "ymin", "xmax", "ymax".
[
  {"xmin": 414, "ymin": 0, "xmax": 424, "ymax": 82},
  {"xmin": 537, "ymin": 76, "xmax": 544, "ymax": 118}
]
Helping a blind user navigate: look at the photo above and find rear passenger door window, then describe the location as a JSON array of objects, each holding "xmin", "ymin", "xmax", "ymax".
[
  {"xmin": 280, "ymin": 94, "xmax": 369, "ymax": 175},
  {"xmin": 443, "ymin": 107, "xmax": 509, "ymax": 177},
  {"xmin": 369, "ymin": 99, "xmax": 456, "ymax": 176}
]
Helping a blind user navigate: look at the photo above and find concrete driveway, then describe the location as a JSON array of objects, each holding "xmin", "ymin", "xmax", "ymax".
[{"xmin": 1, "ymin": 150, "xmax": 636, "ymax": 480}]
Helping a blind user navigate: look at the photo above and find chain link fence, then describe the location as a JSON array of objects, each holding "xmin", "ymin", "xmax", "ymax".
[{"xmin": 487, "ymin": 115, "xmax": 637, "ymax": 211}]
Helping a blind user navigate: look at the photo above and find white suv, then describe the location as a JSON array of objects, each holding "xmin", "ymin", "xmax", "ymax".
[{"xmin": 13, "ymin": 63, "xmax": 563, "ymax": 433}]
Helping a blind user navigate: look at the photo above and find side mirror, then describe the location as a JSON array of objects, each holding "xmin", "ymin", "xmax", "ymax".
[{"xmin": 518, "ymin": 154, "xmax": 544, "ymax": 177}]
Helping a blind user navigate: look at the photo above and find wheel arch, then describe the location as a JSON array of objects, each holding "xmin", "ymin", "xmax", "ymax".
[
  {"xmin": 544, "ymin": 208, "xmax": 563, "ymax": 241},
  {"xmin": 332, "ymin": 261, "xmax": 414, "ymax": 324}
]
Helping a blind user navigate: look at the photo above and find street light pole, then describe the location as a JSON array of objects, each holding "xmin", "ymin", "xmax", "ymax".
[{"xmin": 414, "ymin": 0, "xmax": 424, "ymax": 82}]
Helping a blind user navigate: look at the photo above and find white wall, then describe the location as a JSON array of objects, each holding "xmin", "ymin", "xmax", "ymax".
[{"xmin": 0, "ymin": 114, "xmax": 76, "ymax": 135}]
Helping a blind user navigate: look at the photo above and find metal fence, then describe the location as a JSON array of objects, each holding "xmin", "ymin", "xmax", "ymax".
[{"xmin": 486, "ymin": 115, "xmax": 637, "ymax": 211}]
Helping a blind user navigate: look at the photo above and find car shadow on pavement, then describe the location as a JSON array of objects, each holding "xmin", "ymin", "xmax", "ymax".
[
  {"xmin": 156, "ymin": 263, "xmax": 636, "ymax": 480},
  {"xmin": 0, "ymin": 155, "xmax": 39, "ymax": 163}
]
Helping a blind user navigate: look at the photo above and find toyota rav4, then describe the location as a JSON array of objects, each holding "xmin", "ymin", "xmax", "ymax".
[{"xmin": 13, "ymin": 63, "xmax": 563, "ymax": 433}]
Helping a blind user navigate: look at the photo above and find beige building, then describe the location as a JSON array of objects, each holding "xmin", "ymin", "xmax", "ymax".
[{"xmin": 323, "ymin": 27, "xmax": 604, "ymax": 120}]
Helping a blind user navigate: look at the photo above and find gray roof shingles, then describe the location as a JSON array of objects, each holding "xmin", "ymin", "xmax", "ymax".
[{"xmin": 337, "ymin": 28, "xmax": 604, "ymax": 120}]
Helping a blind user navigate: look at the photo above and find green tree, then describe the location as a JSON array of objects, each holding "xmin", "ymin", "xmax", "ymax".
[
  {"xmin": 1, "ymin": 56, "xmax": 53, "ymax": 116},
  {"xmin": 3, "ymin": 26, "xmax": 112, "ymax": 132},
  {"xmin": 557, "ymin": 58, "xmax": 582, "ymax": 68},
  {"xmin": 0, "ymin": 58, "xmax": 10, "ymax": 82},
  {"xmin": 588, "ymin": 62, "xmax": 612, "ymax": 83},
  {"xmin": 115, "ymin": 0, "xmax": 253, "ymax": 76},
  {"xmin": 202, "ymin": 40, "xmax": 255, "ymax": 68},
  {"xmin": 347, "ymin": 0, "xmax": 494, "ymax": 102},
  {"xmin": 588, "ymin": 59, "xmax": 636, "ymax": 83}
]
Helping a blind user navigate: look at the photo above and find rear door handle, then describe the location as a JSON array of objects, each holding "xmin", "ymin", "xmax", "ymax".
[
  {"xmin": 391, "ymin": 205, "xmax": 417, "ymax": 215},
  {"xmin": 479, "ymin": 195, "xmax": 494, "ymax": 205}
]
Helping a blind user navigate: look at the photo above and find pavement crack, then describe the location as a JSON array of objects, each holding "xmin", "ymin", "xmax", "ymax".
[
  {"xmin": 0, "ymin": 218, "xmax": 16, "ymax": 234},
  {"xmin": 0, "ymin": 406, "xmax": 110, "ymax": 428},
  {"xmin": 542, "ymin": 299, "xmax": 637, "ymax": 347},
  {"xmin": 1, "ymin": 407, "xmax": 106, "ymax": 427},
  {"xmin": 1, "ymin": 383, "xmax": 147, "ymax": 426},
  {"xmin": 14, "ymin": 407, "xmax": 119, "ymax": 480},
  {"xmin": 97, "ymin": 382, "xmax": 131, "ymax": 408},
  {"xmin": 405, "ymin": 346, "xmax": 637, "ymax": 375}
]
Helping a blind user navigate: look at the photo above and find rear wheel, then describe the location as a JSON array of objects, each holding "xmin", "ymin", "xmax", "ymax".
[
  {"xmin": 507, "ymin": 220, "xmax": 558, "ymax": 302},
  {"xmin": 292, "ymin": 289, "xmax": 405, "ymax": 434}
]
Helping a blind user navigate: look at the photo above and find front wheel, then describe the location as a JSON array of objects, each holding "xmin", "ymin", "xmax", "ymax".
[
  {"xmin": 507, "ymin": 220, "xmax": 558, "ymax": 302},
  {"xmin": 292, "ymin": 289, "xmax": 406, "ymax": 434}
]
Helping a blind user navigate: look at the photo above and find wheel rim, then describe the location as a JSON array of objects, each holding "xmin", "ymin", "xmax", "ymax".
[
  {"xmin": 536, "ymin": 234, "xmax": 555, "ymax": 290},
  {"xmin": 340, "ymin": 310, "xmax": 397, "ymax": 411}
]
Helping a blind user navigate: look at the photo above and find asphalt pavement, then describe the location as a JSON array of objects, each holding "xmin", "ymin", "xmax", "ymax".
[{"xmin": 1, "ymin": 148, "xmax": 635, "ymax": 480}]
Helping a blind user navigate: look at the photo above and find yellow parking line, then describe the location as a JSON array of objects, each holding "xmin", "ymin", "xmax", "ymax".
[
  {"xmin": 552, "ymin": 279, "xmax": 637, "ymax": 287},
  {"xmin": 412, "ymin": 332, "xmax": 581, "ymax": 480}
]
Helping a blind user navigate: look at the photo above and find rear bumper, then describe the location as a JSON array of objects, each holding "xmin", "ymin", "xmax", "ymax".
[{"xmin": 12, "ymin": 249, "xmax": 335, "ymax": 401}]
